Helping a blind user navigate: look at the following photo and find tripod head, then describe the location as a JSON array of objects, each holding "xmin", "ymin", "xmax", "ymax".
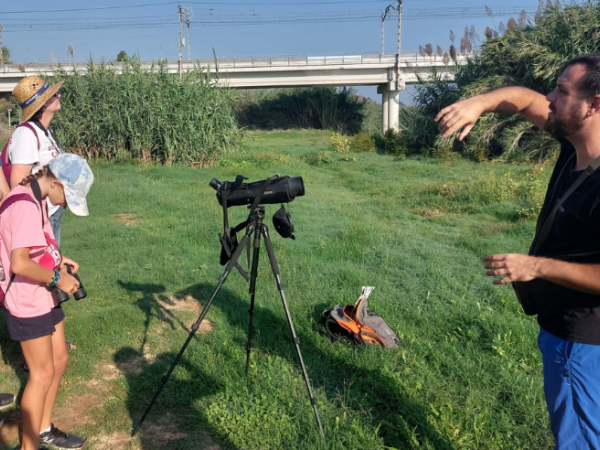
[{"xmin": 247, "ymin": 204, "xmax": 266, "ymax": 225}]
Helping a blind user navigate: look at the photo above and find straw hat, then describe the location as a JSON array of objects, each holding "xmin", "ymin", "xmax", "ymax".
[{"xmin": 12, "ymin": 75, "xmax": 64, "ymax": 123}]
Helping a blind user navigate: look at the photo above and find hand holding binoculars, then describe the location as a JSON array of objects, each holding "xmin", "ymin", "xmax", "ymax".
[{"xmin": 51, "ymin": 265, "xmax": 87, "ymax": 304}]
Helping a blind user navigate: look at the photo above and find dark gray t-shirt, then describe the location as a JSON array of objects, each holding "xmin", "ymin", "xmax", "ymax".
[{"xmin": 531, "ymin": 139, "xmax": 600, "ymax": 344}]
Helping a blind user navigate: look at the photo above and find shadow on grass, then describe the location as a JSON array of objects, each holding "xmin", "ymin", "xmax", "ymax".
[
  {"xmin": 0, "ymin": 309, "xmax": 27, "ymax": 450},
  {"xmin": 185, "ymin": 283, "xmax": 451, "ymax": 449},
  {"xmin": 116, "ymin": 281, "xmax": 238, "ymax": 450},
  {"xmin": 126, "ymin": 276, "xmax": 451, "ymax": 450}
]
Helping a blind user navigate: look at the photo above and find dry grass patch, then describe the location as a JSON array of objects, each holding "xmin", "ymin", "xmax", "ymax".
[
  {"xmin": 137, "ymin": 420, "xmax": 223, "ymax": 450},
  {"xmin": 87, "ymin": 431, "xmax": 133, "ymax": 450},
  {"xmin": 0, "ymin": 411, "xmax": 20, "ymax": 448},
  {"xmin": 53, "ymin": 394, "xmax": 98, "ymax": 430},
  {"xmin": 112, "ymin": 214, "xmax": 137, "ymax": 226},
  {"xmin": 0, "ymin": 392, "xmax": 101, "ymax": 449},
  {"xmin": 411, "ymin": 207, "xmax": 448, "ymax": 218},
  {"xmin": 158, "ymin": 295, "xmax": 213, "ymax": 333}
]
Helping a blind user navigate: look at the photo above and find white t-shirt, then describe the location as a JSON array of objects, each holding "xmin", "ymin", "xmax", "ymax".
[{"xmin": 7, "ymin": 122, "xmax": 63, "ymax": 215}]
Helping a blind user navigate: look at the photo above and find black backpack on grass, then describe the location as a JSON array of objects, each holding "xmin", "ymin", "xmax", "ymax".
[{"xmin": 321, "ymin": 287, "xmax": 401, "ymax": 348}]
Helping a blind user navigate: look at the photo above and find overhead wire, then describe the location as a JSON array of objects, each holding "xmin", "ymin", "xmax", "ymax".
[
  {"xmin": 2, "ymin": 7, "xmax": 538, "ymax": 33},
  {"xmin": 0, "ymin": 1, "xmax": 393, "ymax": 15}
]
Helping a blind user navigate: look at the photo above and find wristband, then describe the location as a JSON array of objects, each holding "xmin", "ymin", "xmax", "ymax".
[{"xmin": 47, "ymin": 270, "xmax": 60, "ymax": 287}]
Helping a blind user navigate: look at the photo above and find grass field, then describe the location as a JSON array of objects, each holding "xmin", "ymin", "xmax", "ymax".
[{"xmin": 0, "ymin": 130, "xmax": 554, "ymax": 449}]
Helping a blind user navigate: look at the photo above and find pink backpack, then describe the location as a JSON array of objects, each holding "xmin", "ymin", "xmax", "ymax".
[{"xmin": 1, "ymin": 122, "xmax": 40, "ymax": 182}]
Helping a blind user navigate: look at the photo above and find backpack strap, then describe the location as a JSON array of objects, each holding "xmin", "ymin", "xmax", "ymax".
[
  {"xmin": 1, "ymin": 123, "xmax": 40, "ymax": 175},
  {"xmin": 18, "ymin": 122, "xmax": 41, "ymax": 151},
  {"xmin": 0, "ymin": 187, "xmax": 44, "ymax": 233},
  {"xmin": 0, "ymin": 193, "xmax": 37, "ymax": 215},
  {"xmin": 4, "ymin": 273, "xmax": 15, "ymax": 296},
  {"xmin": 533, "ymin": 153, "xmax": 600, "ymax": 255},
  {"xmin": 29, "ymin": 179, "xmax": 46, "ymax": 229},
  {"xmin": 0, "ymin": 192, "xmax": 40, "ymax": 299}
]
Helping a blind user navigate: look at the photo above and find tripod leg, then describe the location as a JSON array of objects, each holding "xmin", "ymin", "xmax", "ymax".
[
  {"xmin": 132, "ymin": 231, "xmax": 253, "ymax": 437},
  {"xmin": 261, "ymin": 227, "xmax": 326, "ymax": 442},
  {"xmin": 246, "ymin": 228, "xmax": 262, "ymax": 373}
]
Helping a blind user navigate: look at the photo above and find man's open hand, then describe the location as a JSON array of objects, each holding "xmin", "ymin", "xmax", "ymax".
[
  {"xmin": 435, "ymin": 97, "xmax": 485, "ymax": 140},
  {"xmin": 483, "ymin": 253, "xmax": 540, "ymax": 285}
]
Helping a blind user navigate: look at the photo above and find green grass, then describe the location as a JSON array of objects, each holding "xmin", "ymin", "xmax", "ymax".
[{"xmin": 0, "ymin": 130, "xmax": 554, "ymax": 449}]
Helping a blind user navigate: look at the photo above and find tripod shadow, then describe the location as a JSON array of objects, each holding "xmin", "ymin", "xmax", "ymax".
[
  {"xmin": 175, "ymin": 282, "xmax": 452, "ymax": 450},
  {"xmin": 116, "ymin": 281, "xmax": 238, "ymax": 450},
  {"xmin": 117, "ymin": 281, "xmax": 197, "ymax": 353}
]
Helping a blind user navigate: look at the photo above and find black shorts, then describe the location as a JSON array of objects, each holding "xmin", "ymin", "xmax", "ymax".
[{"xmin": 4, "ymin": 306, "xmax": 65, "ymax": 341}]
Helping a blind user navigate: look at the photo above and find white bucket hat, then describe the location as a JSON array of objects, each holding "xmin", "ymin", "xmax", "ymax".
[{"xmin": 48, "ymin": 154, "xmax": 94, "ymax": 216}]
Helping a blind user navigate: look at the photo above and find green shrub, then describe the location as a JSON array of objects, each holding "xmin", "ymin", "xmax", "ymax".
[
  {"xmin": 398, "ymin": 71, "xmax": 460, "ymax": 155},
  {"xmin": 329, "ymin": 132, "xmax": 351, "ymax": 153},
  {"xmin": 413, "ymin": 164, "xmax": 551, "ymax": 217},
  {"xmin": 400, "ymin": 1, "xmax": 600, "ymax": 161},
  {"xmin": 349, "ymin": 132, "xmax": 375, "ymax": 153},
  {"xmin": 382, "ymin": 129, "xmax": 408, "ymax": 156},
  {"xmin": 431, "ymin": 142, "xmax": 456, "ymax": 161},
  {"xmin": 302, "ymin": 150, "xmax": 335, "ymax": 166},
  {"xmin": 235, "ymin": 87, "xmax": 367, "ymax": 134},
  {"xmin": 48, "ymin": 59, "xmax": 243, "ymax": 167}
]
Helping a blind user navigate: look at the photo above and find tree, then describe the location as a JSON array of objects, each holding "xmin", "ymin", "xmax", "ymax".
[
  {"xmin": 399, "ymin": 0, "xmax": 600, "ymax": 161},
  {"xmin": 116, "ymin": 51, "xmax": 129, "ymax": 62},
  {"xmin": 0, "ymin": 46, "xmax": 11, "ymax": 64}
]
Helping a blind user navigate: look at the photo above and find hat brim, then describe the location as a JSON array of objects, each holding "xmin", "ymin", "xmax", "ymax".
[
  {"xmin": 64, "ymin": 186, "xmax": 89, "ymax": 217},
  {"xmin": 20, "ymin": 81, "xmax": 64, "ymax": 123}
]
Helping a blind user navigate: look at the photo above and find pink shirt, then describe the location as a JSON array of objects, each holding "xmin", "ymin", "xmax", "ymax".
[{"xmin": 0, "ymin": 186, "xmax": 61, "ymax": 318}]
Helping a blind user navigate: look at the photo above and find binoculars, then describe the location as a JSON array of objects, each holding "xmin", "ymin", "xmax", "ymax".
[{"xmin": 51, "ymin": 265, "xmax": 87, "ymax": 304}]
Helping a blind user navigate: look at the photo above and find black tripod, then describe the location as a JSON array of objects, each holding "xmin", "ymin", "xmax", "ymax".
[{"xmin": 132, "ymin": 205, "xmax": 325, "ymax": 441}]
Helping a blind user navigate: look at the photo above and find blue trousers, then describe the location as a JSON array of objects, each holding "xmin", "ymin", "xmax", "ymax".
[
  {"xmin": 49, "ymin": 206, "xmax": 66, "ymax": 248},
  {"xmin": 538, "ymin": 327, "xmax": 600, "ymax": 450}
]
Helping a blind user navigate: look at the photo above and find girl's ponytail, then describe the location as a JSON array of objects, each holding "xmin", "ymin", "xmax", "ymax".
[{"xmin": 19, "ymin": 165, "xmax": 55, "ymax": 186}]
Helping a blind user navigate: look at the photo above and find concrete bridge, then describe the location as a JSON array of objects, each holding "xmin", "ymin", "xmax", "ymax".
[{"xmin": 0, "ymin": 53, "xmax": 467, "ymax": 132}]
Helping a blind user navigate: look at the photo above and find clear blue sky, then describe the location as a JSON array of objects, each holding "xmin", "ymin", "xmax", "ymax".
[{"xmin": 1, "ymin": 0, "xmax": 546, "ymax": 102}]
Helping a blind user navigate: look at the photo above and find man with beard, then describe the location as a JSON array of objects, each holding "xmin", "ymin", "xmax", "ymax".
[{"xmin": 435, "ymin": 53, "xmax": 600, "ymax": 449}]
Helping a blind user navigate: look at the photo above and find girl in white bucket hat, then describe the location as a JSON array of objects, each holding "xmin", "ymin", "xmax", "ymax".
[{"xmin": 0, "ymin": 153, "xmax": 93, "ymax": 450}]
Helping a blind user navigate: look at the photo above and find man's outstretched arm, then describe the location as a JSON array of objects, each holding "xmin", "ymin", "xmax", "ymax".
[{"xmin": 435, "ymin": 87, "xmax": 551, "ymax": 140}]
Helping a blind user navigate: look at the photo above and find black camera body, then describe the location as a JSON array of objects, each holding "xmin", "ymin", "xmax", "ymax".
[
  {"xmin": 51, "ymin": 265, "xmax": 87, "ymax": 304},
  {"xmin": 210, "ymin": 175, "xmax": 304, "ymax": 207}
]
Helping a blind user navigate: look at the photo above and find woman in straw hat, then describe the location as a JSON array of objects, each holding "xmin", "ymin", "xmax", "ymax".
[
  {"xmin": 0, "ymin": 153, "xmax": 93, "ymax": 450},
  {"xmin": 9, "ymin": 75, "xmax": 66, "ymax": 246}
]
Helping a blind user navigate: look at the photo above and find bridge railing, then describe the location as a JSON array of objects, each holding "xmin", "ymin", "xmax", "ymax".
[{"xmin": 0, "ymin": 53, "xmax": 467, "ymax": 79}]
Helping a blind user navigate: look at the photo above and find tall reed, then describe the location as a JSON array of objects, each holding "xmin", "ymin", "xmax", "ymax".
[
  {"xmin": 48, "ymin": 59, "xmax": 243, "ymax": 166},
  {"xmin": 400, "ymin": 1, "xmax": 600, "ymax": 161}
]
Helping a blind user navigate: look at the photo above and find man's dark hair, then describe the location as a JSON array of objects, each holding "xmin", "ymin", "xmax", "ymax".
[{"xmin": 566, "ymin": 53, "xmax": 600, "ymax": 99}]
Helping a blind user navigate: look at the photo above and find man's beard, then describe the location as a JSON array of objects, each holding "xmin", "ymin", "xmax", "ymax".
[{"xmin": 544, "ymin": 103, "xmax": 585, "ymax": 139}]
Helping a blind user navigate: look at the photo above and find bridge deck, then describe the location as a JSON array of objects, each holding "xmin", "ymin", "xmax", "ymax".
[{"xmin": 0, "ymin": 53, "xmax": 465, "ymax": 92}]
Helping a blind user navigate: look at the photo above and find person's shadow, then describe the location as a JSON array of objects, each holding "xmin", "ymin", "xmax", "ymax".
[
  {"xmin": 0, "ymin": 309, "xmax": 28, "ymax": 450},
  {"xmin": 118, "ymin": 276, "xmax": 452, "ymax": 450},
  {"xmin": 115, "ymin": 281, "xmax": 239, "ymax": 450}
]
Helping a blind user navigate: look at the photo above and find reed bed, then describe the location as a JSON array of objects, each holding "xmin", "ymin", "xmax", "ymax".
[
  {"xmin": 399, "ymin": 1, "xmax": 599, "ymax": 161},
  {"xmin": 234, "ymin": 87, "xmax": 368, "ymax": 135},
  {"xmin": 48, "ymin": 60, "xmax": 243, "ymax": 166}
]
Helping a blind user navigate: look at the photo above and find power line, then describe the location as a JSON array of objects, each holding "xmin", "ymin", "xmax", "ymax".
[
  {"xmin": 0, "ymin": 1, "xmax": 395, "ymax": 15},
  {"xmin": 1, "ymin": 7, "xmax": 538, "ymax": 33},
  {"xmin": 0, "ymin": 1, "xmax": 541, "ymax": 14}
]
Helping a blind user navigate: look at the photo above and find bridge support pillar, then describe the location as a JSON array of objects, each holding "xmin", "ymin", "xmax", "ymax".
[
  {"xmin": 387, "ymin": 90, "xmax": 400, "ymax": 132},
  {"xmin": 381, "ymin": 86, "xmax": 389, "ymax": 133},
  {"xmin": 378, "ymin": 83, "xmax": 402, "ymax": 133}
]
